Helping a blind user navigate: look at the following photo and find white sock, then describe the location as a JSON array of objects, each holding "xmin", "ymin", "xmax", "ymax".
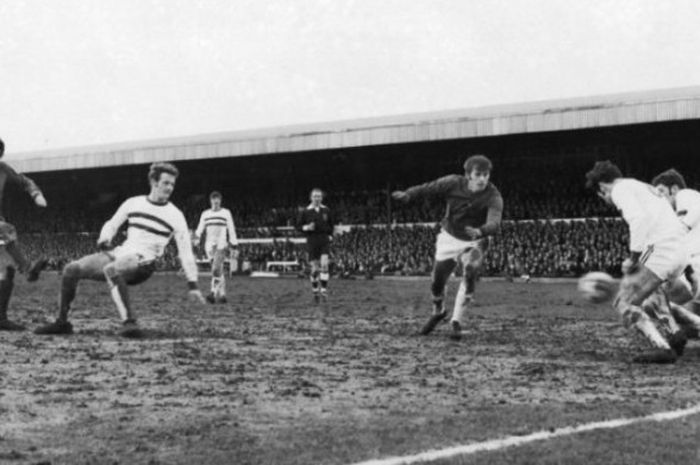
[
  {"xmin": 110, "ymin": 286, "xmax": 129, "ymax": 322},
  {"xmin": 634, "ymin": 313, "xmax": 671, "ymax": 350},
  {"xmin": 211, "ymin": 276, "xmax": 222, "ymax": 294},
  {"xmin": 669, "ymin": 302, "xmax": 700, "ymax": 331},
  {"xmin": 451, "ymin": 280, "xmax": 469, "ymax": 324},
  {"xmin": 217, "ymin": 276, "xmax": 226, "ymax": 297}
]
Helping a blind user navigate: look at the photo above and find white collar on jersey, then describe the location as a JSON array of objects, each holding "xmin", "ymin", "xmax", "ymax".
[{"xmin": 306, "ymin": 203, "xmax": 326, "ymax": 210}]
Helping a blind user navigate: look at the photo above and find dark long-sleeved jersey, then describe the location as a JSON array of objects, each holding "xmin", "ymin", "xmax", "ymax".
[
  {"xmin": 296, "ymin": 204, "xmax": 334, "ymax": 236},
  {"xmin": 405, "ymin": 174, "xmax": 503, "ymax": 241},
  {"xmin": 0, "ymin": 162, "xmax": 43, "ymax": 221}
]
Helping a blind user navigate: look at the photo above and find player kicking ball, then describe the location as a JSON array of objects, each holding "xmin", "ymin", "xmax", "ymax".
[
  {"xmin": 194, "ymin": 191, "xmax": 238, "ymax": 304},
  {"xmin": 392, "ymin": 155, "xmax": 503, "ymax": 340},
  {"xmin": 35, "ymin": 162, "xmax": 205, "ymax": 338},
  {"xmin": 586, "ymin": 161, "xmax": 688, "ymax": 363}
]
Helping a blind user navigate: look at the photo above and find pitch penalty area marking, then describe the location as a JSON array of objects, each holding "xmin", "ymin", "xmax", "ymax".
[{"xmin": 349, "ymin": 403, "xmax": 700, "ymax": 465}]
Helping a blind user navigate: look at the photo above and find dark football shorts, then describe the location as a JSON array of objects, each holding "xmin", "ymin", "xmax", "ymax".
[
  {"xmin": 124, "ymin": 260, "xmax": 157, "ymax": 286},
  {"xmin": 307, "ymin": 235, "xmax": 330, "ymax": 261}
]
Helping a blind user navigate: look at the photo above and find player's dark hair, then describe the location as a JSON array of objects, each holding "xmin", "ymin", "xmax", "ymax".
[
  {"xmin": 0, "ymin": 138, "xmax": 4, "ymax": 158},
  {"xmin": 585, "ymin": 160, "xmax": 622, "ymax": 189},
  {"xmin": 651, "ymin": 168, "xmax": 687, "ymax": 190},
  {"xmin": 210, "ymin": 191, "xmax": 222, "ymax": 200},
  {"xmin": 463, "ymin": 155, "xmax": 492, "ymax": 174},
  {"xmin": 148, "ymin": 162, "xmax": 179, "ymax": 183}
]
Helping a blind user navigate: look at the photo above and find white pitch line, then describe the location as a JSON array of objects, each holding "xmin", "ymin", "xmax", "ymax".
[{"xmin": 350, "ymin": 403, "xmax": 700, "ymax": 465}]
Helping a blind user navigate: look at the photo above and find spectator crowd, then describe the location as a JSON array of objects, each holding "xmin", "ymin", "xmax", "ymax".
[{"xmin": 19, "ymin": 218, "xmax": 629, "ymax": 278}]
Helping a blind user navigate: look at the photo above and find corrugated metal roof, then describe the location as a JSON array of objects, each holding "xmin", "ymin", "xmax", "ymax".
[{"xmin": 11, "ymin": 86, "xmax": 700, "ymax": 173}]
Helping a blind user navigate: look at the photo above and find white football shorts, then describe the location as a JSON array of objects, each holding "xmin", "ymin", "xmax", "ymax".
[
  {"xmin": 434, "ymin": 230, "xmax": 482, "ymax": 262},
  {"xmin": 641, "ymin": 238, "xmax": 688, "ymax": 282}
]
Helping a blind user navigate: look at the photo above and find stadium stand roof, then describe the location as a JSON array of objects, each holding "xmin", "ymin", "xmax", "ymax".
[{"xmin": 12, "ymin": 86, "xmax": 700, "ymax": 173}]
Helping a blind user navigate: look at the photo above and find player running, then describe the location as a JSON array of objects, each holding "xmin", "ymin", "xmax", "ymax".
[
  {"xmin": 194, "ymin": 191, "xmax": 238, "ymax": 304},
  {"xmin": 296, "ymin": 188, "xmax": 334, "ymax": 303},
  {"xmin": 35, "ymin": 162, "xmax": 205, "ymax": 338},
  {"xmin": 392, "ymin": 154, "xmax": 503, "ymax": 340},
  {"xmin": 586, "ymin": 161, "xmax": 688, "ymax": 363},
  {"xmin": 0, "ymin": 138, "xmax": 49, "ymax": 330}
]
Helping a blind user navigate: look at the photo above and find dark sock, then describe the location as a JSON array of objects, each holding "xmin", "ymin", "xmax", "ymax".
[
  {"xmin": 0, "ymin": 267, "xmax": 15, "ymax": 320},
  {"xmin": 59, "ymin": 276, "xmax": 79, "ymax": 321},
  {"xmin": 430, "ymin": 259, "xmax": 456, "ymax": 299},
  {"xmin": 6, "ymin": 242, "xmax": 29, "ymax": 273},
  {"xmin": 466, "ymin": 271, "xmax": 476, "ymax": 294}
]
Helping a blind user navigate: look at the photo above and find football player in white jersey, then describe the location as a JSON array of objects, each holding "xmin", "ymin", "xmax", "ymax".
[
  {"xmin": 194, "ymin": 191, "xmax": 238, "ymax": 303},
  {"xmin": 650, "ymin": 169, "xmax": 700, "ymax": 333},
  {"xmin": 35, "ymin": 162, "xmax": 205, "ymax": 338},
  {"xmin": 586, "ymin": 161, "xmax": 688, "ymax": 363}
]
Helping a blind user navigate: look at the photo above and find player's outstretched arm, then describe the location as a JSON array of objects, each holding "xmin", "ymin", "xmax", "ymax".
[
  {"xmin": 173, "ymin": 213, "xmax": 205, "ymax": 303},
  {"xmin": 226, "ymin": 209, "xmax": 239, "ymax": 246},
  {"xmin": 3, "ymin": 164, "xmax": 47, "ymax": 207},
  {"xmin": 391, "ymin": 191, "xmax": 410, "ymax": 203},
  {"xmin": 480, "ymin": 194, "xmax": 504, "ymax": 236},
  {"xmin": 97, "ymin": 198, "xmax": 132, "ymax": 248},
  {"xmin": 33, "ymin": 192, "xmax": 47, "ymax": 207},
  {"xmin": 193, "ymin": 212, "xmax": 206, "ymax": 244},
  {"xmin": 394, "ymin": 175, "xmax": 458, "ymax": 204}
]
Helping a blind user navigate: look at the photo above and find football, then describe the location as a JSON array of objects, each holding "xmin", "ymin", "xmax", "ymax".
[{"xmin": 577, "ymin": 271, "xmax": 617, "ymax": 304}]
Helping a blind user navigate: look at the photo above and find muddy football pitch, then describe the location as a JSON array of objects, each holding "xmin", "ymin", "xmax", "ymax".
[{"xmin": 2, "ymin": 274, "xmax": 700, "ymax": 465}]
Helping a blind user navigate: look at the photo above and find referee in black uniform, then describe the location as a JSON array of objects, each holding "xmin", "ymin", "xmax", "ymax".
[{"xmin": 297, "ymin": 188, "xmax": 334, "ymax": 302}]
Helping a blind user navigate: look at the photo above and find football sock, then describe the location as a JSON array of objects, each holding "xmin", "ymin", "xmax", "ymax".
[
  {"xmin": 633, "ymin": 312, "xmax": 672, "ymax": 350},
  {"xmin": 311, "ymin": 271, "xmax": 320, "ymax": 293},
  {"xmin": 211, "ymin": 276, "xmax": 222, "ymax": 294},
  {"xmin": 451, "ymin": 280, "xmax": 469, "ymax": 324},
  {"xmin": 5, "ymin": 241, "xmax": 29, "ymax": 273},
  {"xmin": 431, "ymin": 259, "xmax": 456, "ymax": 299},
  {"xmin": 431, "ymin": 295, "xmax": 444, "ymax": 313},
  {"xmin": 58, "ymin": 275, "xmax": 79, "ymax": 321},
  {"xmin": 0, "ymin": 267, "xmax": 14, "ymax": 320},
  {"xmin": 107, "ymin": 275, "xmax": 132, "ymax": 322},
  {"xmin": 669, "ymin": 302, "xmax": 700, "ymax": 332},
  {"xmin": 217, "ymin": 276, "xmax": 226, "ymax": 297},
  {"xmin": 466, "ymin": 271, "xmax": 476, "ymax": 294}
]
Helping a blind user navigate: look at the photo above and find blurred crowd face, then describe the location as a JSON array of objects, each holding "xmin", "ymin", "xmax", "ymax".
[{"xmin": 466, "ymin": 168, "xmax": 490, "ymax": 192}]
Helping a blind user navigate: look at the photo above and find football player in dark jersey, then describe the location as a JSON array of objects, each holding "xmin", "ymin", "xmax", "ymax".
[
  {"xmin": 0, "ymin": 138, "xmax": 48, "ymax": 331},
  {"xmin": 393, "ymin": 155, "xmax": 503, "ymax": 340}
]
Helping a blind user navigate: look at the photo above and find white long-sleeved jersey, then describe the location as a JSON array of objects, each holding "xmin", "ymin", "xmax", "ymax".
[
  {"xmin": 611, "ymin": 178, "xmax": 686, "ymax": 252},
  {"xmin": 675, "ymin": 188, "xmax": 700, "ymax": 256},
  {"xmin": 98, "ymin": 195, "xmax": 198, "ymax": 283},
  {"xmin": 194, "ymin": 207, "xmax": 238, "ymax": 249}
]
